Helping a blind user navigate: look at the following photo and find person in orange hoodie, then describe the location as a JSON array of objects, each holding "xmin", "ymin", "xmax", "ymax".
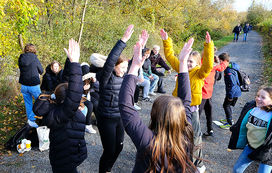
[
  {"xmin": 200, "ymin": 52, "xmax": 229, "ymax": 136},
  {"xmin": 160, "ymin": 29, "xmax": 214, "ymax": 173}
]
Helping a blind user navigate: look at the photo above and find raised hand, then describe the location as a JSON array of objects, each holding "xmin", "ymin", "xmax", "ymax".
[
  {"xmin": 121, "ymin": 24, "xmax": 134, "ymax": 43},
  {"xmin": 205, "ymin": 31, "xmax": 211, "ymax": 43},
  {"xmin": 179, "ymin": 38, "xmax": 194, "ymax": 73},
  {"xmin": 179, "ymin": 38, "xmax": 194, "ymax": 62},
  {"xmin": 139, "ymin": 30, "xmax": 149, "ymax": 48},
  {"xmin": 128, "ymin": 41, "xmax": 144, "ymax": 76},
  {"xmin": 160, "ymin": 29, "xmax": 168, "ymax": 40},
  {"xmin": 64, "ymin": 39, "xmax": 80, "ymax": 63}
]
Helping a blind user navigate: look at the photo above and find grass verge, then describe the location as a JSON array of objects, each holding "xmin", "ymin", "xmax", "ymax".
[
  {"xmin": 214, "ymin": 35, "xmax": 234, "ymax": 50},
  {"xmin": 0, "ymin": 94, "xmax": 26, "ymax": 155}
]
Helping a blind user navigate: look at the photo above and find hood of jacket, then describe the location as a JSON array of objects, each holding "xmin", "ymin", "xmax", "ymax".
[{"xmin": 230, "ymin": 62, "xmax": 240, "ymax": 71}]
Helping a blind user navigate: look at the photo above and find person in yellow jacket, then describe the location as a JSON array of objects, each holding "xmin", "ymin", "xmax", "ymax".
[{"xmin": 160, "ymin": 29, "xmax": 214, "ymax": 173}]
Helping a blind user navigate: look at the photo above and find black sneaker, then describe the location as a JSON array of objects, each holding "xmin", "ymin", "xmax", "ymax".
[
  {"xmin": 142, "ymin": 97, "xmax": 152, "ymax": 102},
  {"xmin": 203, "ymin": 130, "xmax": 214, "ymax": 136},
  {"xmin": 157, "ymin": 90, "xmax": 166, "ymax": 94}
]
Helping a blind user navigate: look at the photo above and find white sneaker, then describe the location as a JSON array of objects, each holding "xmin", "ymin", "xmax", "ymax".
[
  {"xmin": 28, "ymin": 120, "xmax": 38, "ymax": 128},
  {"xmin": 85, "ymin": 125, "xmax": 96, "ymax": 134},
  {"xmin": 134, "ymin": 104, "xmax": 141, "ymax": 110},
  {"xmin": 197, "ymin": 165, "xmax": 206, "ymax": 173},
  {"xmin": 149, "ymin": 92, "xmax": 156, "ymax": 96}
]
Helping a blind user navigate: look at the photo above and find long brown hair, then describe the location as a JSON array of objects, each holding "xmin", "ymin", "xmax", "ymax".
[
  {"xmin": 148, "ymin": 96, "xmax": 196, "ymax": 173},
  {"xmin": 50, "ymin": 60, "xmax": 62, "ymax": 74},
  {"xmin": 24, "ymin": 43, "xmax": 37, "ymax": 54}
]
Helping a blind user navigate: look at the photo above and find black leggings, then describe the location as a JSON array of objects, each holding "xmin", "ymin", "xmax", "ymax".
[
  {"xmin": 223, "ymin": 97, "xmax": 238, "ymax": 125},
  {"xmin": 199, "ymin": 98, "xmax": 213, "ymax": 132},
  {"xmin": 97, "ymin": 116, "xmax": 124, "ymax": 173},
  {"xmin": 84, "ymin": 92, "xmax": 99, "ymax": 125}
]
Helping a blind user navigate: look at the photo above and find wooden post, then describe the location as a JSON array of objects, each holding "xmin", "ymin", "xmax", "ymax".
[
  {"xmin": 18, "ymin": 34, "xmax": 24, "ymax": 51},
  {"xmin": 78, "ymin": 0, "xmax": 88, "ymax": 44}
]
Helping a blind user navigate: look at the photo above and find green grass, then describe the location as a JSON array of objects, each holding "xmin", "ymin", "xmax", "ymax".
[{"xmin": 214, "ymin": 35, "xmax": 234, "ymax": 50}]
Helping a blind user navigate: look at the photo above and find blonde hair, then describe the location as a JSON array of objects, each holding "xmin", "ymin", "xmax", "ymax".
[
  {"xmin": 189, "ymin": 51, "xmax": 201, "ymax": 66},
  {"xmin": 148, "ymin": 95, "xmax": 195, "ymax": 173}
]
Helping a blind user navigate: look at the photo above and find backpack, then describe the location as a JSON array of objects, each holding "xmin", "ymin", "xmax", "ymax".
[
  {"xmin": 4, "ymin": 123, "xmax": 39, "ymax": 150},
  {"xmin": 234, "ymin": 69, "xmax": 250, "ymax": 92}
]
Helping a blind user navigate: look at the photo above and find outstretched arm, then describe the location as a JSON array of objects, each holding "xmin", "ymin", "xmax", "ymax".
[
  {"xmin": 119, "ymin": 33, "xmax": 153, "ymax": 150},
  {"xmin": 197, "ymin": 32, "xmax": 214, "ymax": 79},
  {"xmin": 160, "ymin": 29, "xmax": 180, "ymax": 72},
  {"xmin": 99, "ymin": 25, "xmax": 134, "ymax": 88},
  {"xmin": 45, "ymin": 39, "xmax": 83, "ymax": 127},
  {"xmin": 178, "ymin": 38, "xmax": 193, "ymax": 124}
]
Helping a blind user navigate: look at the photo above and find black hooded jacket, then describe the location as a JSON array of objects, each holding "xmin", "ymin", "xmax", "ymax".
[
  {"xmin": 41, "ymin": 65, "xmax": 63, "ymax": 92},
  {"xmin": 18, "ymin": 52, "xmax": 43, "ymax": 86}
]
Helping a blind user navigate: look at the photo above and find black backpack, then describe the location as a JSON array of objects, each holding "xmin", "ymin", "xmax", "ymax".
[
  {"xmin": 4, "ymin": 123, "xmax": 39, "ymax": 150},
  {"xmin": 234, "ymin": 69, "xmax": 250, "ymax": 92}
]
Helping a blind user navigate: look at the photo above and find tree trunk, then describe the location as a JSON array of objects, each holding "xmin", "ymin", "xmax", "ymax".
[
  {"xmin": 18, "ymin": 34, "xmax": 24, "ymax": 51},
  {"xmin": 78, "ymin": 0, "xmax": 88, "ymax": 44}
]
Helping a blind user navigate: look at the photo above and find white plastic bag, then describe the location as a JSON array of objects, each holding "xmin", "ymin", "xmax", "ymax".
[{"xmin": 36, "ymin": 126, "xmax": 50, "ymax": 152}]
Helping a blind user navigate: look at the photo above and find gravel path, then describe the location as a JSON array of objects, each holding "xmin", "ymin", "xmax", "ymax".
[{"xmin": 0, "ymin": 31, "xmax": 264, "ymax": 173}]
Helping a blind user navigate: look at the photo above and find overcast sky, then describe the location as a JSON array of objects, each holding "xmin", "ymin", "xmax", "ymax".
[{"xmin": 233, "ymin": 0, "xmax": 272, "ymax": 12}]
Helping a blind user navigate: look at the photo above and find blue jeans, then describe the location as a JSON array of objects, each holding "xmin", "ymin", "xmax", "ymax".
[
  {"xmin": 234, "ymin": 33, "xmax": 239, "ymax": 41},
  {"xmin": 243, "ymin": 33, "xmax": 248, "ymax": 41},
  {"xmin": 138, "ymin": 78, "xmax": 150, "ymax": 98},
  {"xmin": 233, "ymin": 145, "xmax": 272, "ymax": 173},
  {"xmin": 21, "ymin": 85, "xmax": 41, "ymax": 121},
  {"xmin": 144, "ymin": 74, "xmax": 159, "ymax": 93}
]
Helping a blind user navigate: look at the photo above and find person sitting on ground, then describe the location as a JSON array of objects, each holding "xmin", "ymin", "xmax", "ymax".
[
  {"xmin": 81, "ymin": 62, "xmax": 97, "ymax": 134},
  {"xmin": 41, "ymin": 60, "xmax": 63, "ymax": 93},
  {"xmin": 119, "ymin": 34, "xmax": 196, "ymax": 172},
  {"xmin": 149, "ymin": 45, "xmax": 171, "ymax": 94},
  {"xmin": 19, "ymin": 43, "xmax": 44, "ymax": 128},
  {"xmin": 229, "ymin": 87, "xmax": 272, "ymax": 173},
  {"xmin": 199, "ymin": 48, "xmax": 229, "ymax": 136},
  {"xmin": 142, "ymin": 48, "xmax": 159, "ymax": 97},
  {"xmin": 41, "ymin": 39, "xmax": 87, "ymax": 173},
  {"xmin": 161, "ymin": 29, "xmax": 214, "ymax": 173}
]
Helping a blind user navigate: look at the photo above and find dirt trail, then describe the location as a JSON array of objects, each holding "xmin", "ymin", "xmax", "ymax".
[{"xmin": 0, "ymin": 31, "xmax": 263, "ymax": 173}]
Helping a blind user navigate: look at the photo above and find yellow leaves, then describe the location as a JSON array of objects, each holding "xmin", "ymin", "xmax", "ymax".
[{"xmin": 7, "ymin": 150, "xmax": 12, "ymax": 156}]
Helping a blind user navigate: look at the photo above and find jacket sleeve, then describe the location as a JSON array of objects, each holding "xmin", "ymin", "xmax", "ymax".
[
  {"xmin": 45, "ymin": 73, "xmax": 54, "ymax": 91},
  {"xmin": 36, "ymin": 57, "xmax": 44, "ymax": 75},
  {"xmin": 214, "ymin": 61, "xmax": 228, "ymax": 72},
  {"xmin": 44, "ymin": 63, "xmax": 83, "ymax": 128},
  {"xmin": 119, "ymin": 74, "xmax": 153, "ymax": 150},
  {"xmin": 177, "ymin": 73, "xmax": 192, "ymax": 124},
  {"xmin": 197, "ymin": 41, "xmax": 214, "ymax": 79},
  {"xmin": 61, "ymin": 58, "xmax": 71, "ymax": 83},
  {"xmin": 158, "ymin": 55, "xmax": 170, "ymax": 71},
  {"xmin": 163, "ymin": 37, "xmax": 180, "ymax": 72},
  {"xmin": 99, "ymin": 40, "xmax": 126, "ymax": 89}
]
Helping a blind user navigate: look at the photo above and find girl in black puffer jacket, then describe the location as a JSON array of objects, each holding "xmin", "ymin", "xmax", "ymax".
[
  {"xmin": 41, "ymin": 61, "xmax": 63, "ymax": 93},
  {"xmin": 36, "ymin": 39, "xmax": 86, "ymax": 173},
  {"xmin": 96, "ymin": 25, "xmax": 134, "ymax": 173}
]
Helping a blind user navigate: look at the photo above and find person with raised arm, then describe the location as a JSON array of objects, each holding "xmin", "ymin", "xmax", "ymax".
[
  {"xmin": 36, "ymin": 39, "xmax": 87, "ymax": 173},
  {"xmin": 95, "ymin": 25, "xmax": 133, "ymax": 173},
  {"xmin": 119, "ymin": 31, "xmax": 196, "ymax": 172},
  {"xmin": 161, "ymin": 29, "xmax": 214, "ymax": 172}
]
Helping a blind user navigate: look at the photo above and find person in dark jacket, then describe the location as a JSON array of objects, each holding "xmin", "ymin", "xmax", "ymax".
[
  {"xmin": 18, "ymin": 43, "xmax": 44, "ymax": 128},
  {"xmin": 243, "ymin": 23, "xmax": 250, "ymax": 42},
  {"xmin": 96, "ymin": 25, "xmax": 134, "ymax": 173},
  {"xmin": 81, "ymin": 62, "xmax": 97, "ymax": 134},
  {"xmin": 40, "ymin": 39, "xmax": 86, "ymax": 173},
  {"xmin": 228, "ymin": 87, "xmax": 272, "ymax": 173},
  {"xmin": 233, "ymin": 24, "xmax": 242, "ymax": 42},
  {"xmin": 119, "ymin": 34, "xmax": 196, "ymax": 173},
  {"xmin": 41, "ymin": 60, "xmax": 63, "ymax": 93},
  {"xmin": 219, "ymin": 53, "xmax": 242, "ymax": 129},
  {"xmin": 149, "ymin": 45, "xmax": 171, "ymax": 93}
]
